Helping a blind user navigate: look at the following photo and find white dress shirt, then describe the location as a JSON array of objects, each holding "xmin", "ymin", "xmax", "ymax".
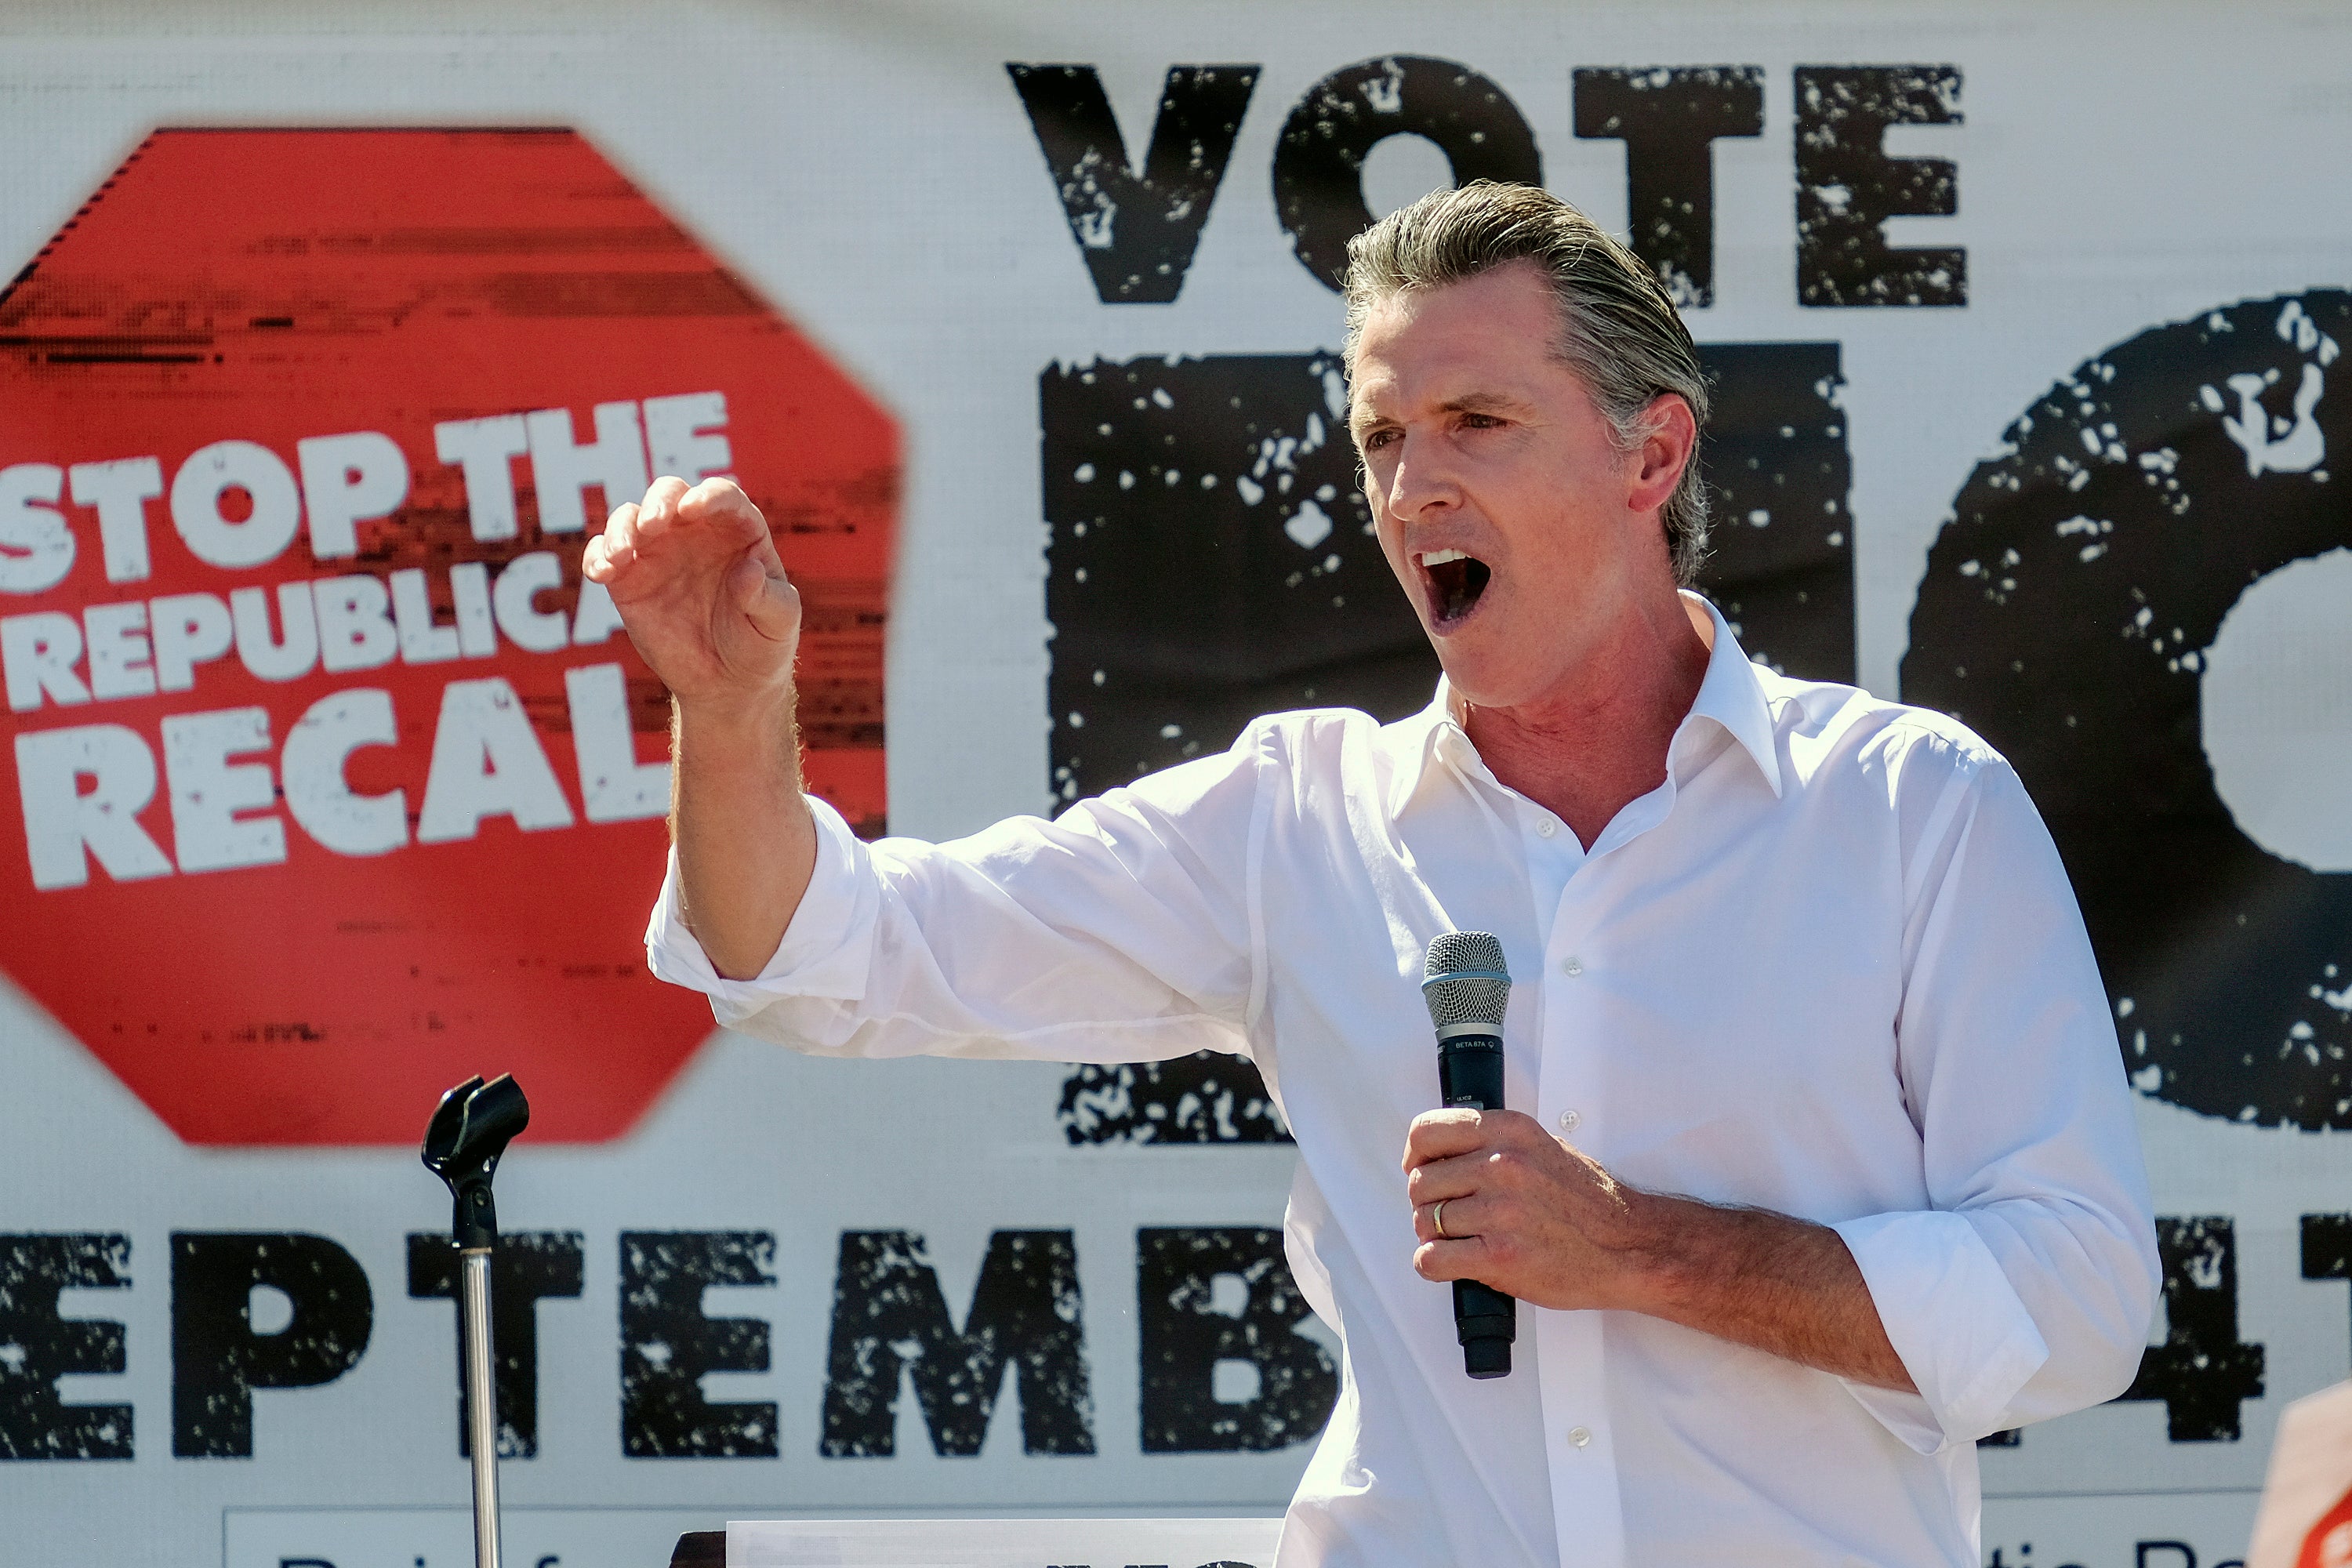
[{"xmin": 647, "ymin": 594, "xmax": 2160, "ymax": 1568}]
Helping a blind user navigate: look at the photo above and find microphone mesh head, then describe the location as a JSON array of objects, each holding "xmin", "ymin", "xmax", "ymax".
[{"xmin": 1422, "ymin": 931, "xmax": 1511, "ymax": 1030}]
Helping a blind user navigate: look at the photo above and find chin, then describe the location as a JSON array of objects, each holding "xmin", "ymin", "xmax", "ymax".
[{"xmin": 1428, "ymin": 641, "xmax": 1537, "ymax": 711}]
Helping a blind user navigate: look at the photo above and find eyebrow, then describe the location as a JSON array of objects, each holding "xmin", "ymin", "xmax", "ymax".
[
  {"xmin": 1437, "ymin": 391, "xmax": 1524, "ymax": 416},
  {"xmin": 1350, "ymin": 389, "xmax": 1526, "ymax": 435}
]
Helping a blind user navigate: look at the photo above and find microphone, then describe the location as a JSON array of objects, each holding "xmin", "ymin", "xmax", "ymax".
[{"xmin": 1421, "ymin": 931, "xmax": 1516, "ymax": 1380}]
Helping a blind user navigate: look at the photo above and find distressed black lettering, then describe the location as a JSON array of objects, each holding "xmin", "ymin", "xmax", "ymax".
[
  {"xmin": 1698, "ymin": 341, "xmax": 1856, "ymax": 681},
  {"xmin": 2303, "ymin": 1214, "xmax": 2352, "ymax": 1360},
  {"xmin": 1008, "ymin": 64, "xmax": 1260, "ymax": 304},
  {"xmin": 407, "ymin": 1231, "xmax": 585, "ymax": 1458},
  {"xmin": 619, "ymin": 1231, "xmax": 776, "ymax": 1458},
  {"xmin": 1900, "ymin": 291, "xmax": 2352, "ymax": 1130},
  {"xmin": 1138, "ymin": 1228, "xmax": 1336, "ymax": 1452},
  {"xmin": 822, "ymin": 1230, "xmax": 1092, "ymax": 1457},
  {"xmin": 1572, "ymin": 67, "xmax": 1764, "ymax": 307},
  {"xmin": 1272, "ymin": 56, "xmax": 1542, "ymax": 291},
  {"xmin": 170, "ymin": 1232, "xmax": 372, "ymax": 1458},
  {"xmin": 1060, "ymin": 1052, "xmax": 1291, "ymax": 1146},
  {"xmin": 1040, "ymin": 342, "xmax": 1853, "ymax": 800},
  {"xmin": 1794, "ymin": 66, "xmax": 1965, "ymax": 307},
  {"xmin": 1041, "ymin": 351, "xmax": 1386, "ymax": 805},
  {"xmin": 2116, "ymin": 1216, "xmax": 2266, "ymax": 1441},
  {"xmin": 0, "ymin": 1233, "xmax": 131, "ymax": 1460}
]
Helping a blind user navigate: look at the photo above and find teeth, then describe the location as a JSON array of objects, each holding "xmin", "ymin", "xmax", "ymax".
[{"xmin": 1418, "ymin": 548, "xmax": 1469, "ymax": 567}]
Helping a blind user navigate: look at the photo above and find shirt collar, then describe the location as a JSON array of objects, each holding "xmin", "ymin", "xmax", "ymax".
[
  {"xmin": 1679, "ymin": 591, "xmax": 1785, "ymax": 799},
  {"xmin": 1385, "ymin": 590, "xmax": 1784, "ymax": 815}
]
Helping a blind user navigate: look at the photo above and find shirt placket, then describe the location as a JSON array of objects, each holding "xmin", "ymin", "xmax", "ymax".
[{"xmin": 1529, "ymin": 807, "xmax": 1631, "ymax": 1568}]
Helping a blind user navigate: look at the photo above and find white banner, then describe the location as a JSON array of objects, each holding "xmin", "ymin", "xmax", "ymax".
[{"xmin": 1, "ymin": 5, "xmax": 2348, "ymax": 1567}]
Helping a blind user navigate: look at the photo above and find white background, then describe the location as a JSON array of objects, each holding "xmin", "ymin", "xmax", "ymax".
[{"xmin": 2, "ymin": 3, "xmax": 2350, "ymax": 1565}]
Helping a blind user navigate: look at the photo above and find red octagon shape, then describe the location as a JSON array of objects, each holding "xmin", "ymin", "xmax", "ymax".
[{"xmin": 0, "ymin": 129, "xmax": 897, "ymax": 1144}]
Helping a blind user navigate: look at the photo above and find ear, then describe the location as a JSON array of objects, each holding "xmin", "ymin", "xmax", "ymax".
[{"xmin": 1624, "ymin": 394, "xmax": 1697, "ymax": 516}]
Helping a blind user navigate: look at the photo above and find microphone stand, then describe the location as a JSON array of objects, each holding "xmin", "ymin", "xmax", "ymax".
[{"xmin": 421, "ymin": 1074, "xmax": 531, "ymax": 1568}]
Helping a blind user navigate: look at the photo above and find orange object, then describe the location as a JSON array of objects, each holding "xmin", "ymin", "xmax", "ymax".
[{"xmin": 2302, "ymin": 1487, "xmax": 2352, "ymax": 1568}]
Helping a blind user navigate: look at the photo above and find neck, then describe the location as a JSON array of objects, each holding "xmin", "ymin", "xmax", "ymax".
[{"xmin": 1458, "ymin": 589, "xmax": 1712, "ymax": 848}]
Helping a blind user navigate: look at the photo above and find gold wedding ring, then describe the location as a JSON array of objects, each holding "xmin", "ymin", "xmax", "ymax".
[{"xmin": 1432, "ymin": 1200, "xmax": 1449, "ymax": 1239}]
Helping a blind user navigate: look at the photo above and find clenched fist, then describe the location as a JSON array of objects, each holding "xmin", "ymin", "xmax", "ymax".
[{"xmin": 583, "ymin": 476, "xmax": 800, "ymax": 719}]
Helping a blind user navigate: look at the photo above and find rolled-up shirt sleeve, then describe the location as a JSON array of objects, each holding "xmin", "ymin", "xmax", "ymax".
[
  {"xmin": 645, "ymin": 723, "xmax": 1270, "ymax": 1065},
  {"xmin": 1833, "ymin": 742, "xmax": 2161, "ymax": 1453}
]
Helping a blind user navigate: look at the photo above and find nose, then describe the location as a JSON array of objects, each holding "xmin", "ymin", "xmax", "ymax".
[{"xmin": 1376, "ymin": 430, "xmax": 1461, "ymax": 524}]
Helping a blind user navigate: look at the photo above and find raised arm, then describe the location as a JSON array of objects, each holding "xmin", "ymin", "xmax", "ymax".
[{"xmin": 583, "ymin": 477, "xmax": 815, "ymax": 979}]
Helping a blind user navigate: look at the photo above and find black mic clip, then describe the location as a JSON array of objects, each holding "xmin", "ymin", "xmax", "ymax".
[{"xmin": 421, "ymin": 1073, "xmax": 529, "ymax": 1252}]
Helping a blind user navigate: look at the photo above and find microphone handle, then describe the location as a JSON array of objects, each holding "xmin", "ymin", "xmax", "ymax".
[{"xmin": 1438, "ymin": 1035, "xmax": 1516, "ymax": 1380}]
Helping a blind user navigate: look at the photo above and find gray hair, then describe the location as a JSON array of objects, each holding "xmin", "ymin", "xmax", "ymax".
[{"xmin": 1341, "ymin": 180, "xmax": 1711, "ymax": 585}]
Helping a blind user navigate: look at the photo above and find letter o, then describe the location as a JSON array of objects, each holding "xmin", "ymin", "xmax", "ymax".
[
  {"xmin": 1271, "ymin": 56, "xmax": 1542, "ymax": 292},
  {"xmin": 169, "ymin": 441, "xmax": 303, "ymax": 570},
  {"xmin": 1903, "ymin": 290, "xmax": 2352, "ymax": 1129}
]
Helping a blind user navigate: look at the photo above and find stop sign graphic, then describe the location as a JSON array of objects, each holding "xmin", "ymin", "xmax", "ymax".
[{"xmin": 0, "ymin": 129, "xmax": 898, "ymax": 1143}]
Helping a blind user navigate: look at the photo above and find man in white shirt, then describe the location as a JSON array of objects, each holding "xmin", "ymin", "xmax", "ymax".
[{"xmin": 585, "ymin": 182, "xmax": 2158, "ymax": 1566}]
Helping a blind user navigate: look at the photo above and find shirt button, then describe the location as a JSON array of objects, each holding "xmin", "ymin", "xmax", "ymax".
[
  {"xmin": 1560, "ymin": 956, "xmax": 1583, "ymax": 977},
  {"xmin": 1568, "ymin": 1426, "xmax": 1592, "ymax": 1449},
  {"xmin": 1558, "ymin": 1109, "xmax": 1581, "ymax": 1134},
  {"xmin": 1535, "ymin": 818, "xmax": 1558, "ymax": 839}
]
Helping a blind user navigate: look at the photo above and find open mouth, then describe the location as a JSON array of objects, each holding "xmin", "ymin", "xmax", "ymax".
[{"xmin": 1417, "ymin": 547, "xmax": 1492, "ymax": 630}]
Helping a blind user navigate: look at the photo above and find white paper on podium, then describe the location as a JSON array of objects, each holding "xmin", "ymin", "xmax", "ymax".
[
  {"xmin": 2248, "ymin": 1380, "xmax": 2352, "ymax": 1567},
  {"xmin": 727, "ymin": 1516, "xmax": 1284, "ymax": 1567}
]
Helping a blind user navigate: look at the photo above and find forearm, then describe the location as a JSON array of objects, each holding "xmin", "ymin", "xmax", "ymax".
[
  {"xmin": 671, "ymin": 693, "xmax": 818, "ymax": 980},
  {"xmin": 1620, "ymin": 1190, "xmax": 1914, "ymax": 1392},
  {"xmin": 1406, "ymin": 1112, "xmax": 1916, "ymax": 1391}
]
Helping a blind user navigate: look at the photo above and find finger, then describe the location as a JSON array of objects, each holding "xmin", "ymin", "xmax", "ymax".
[
  {"xmin": 632, "ymin": 475, "xmax": 695, "ymax": 543},
  {"xmin": 1475, "ymin": 1108, "xmax": 1549, "ymax": 1147},
  {"xmin": 1414, "ymin": 1193, "xmax": 1492, "ymax": 1244},
  {"xmin": 677, "ymin": 476, "xmax": 760, "ymax": 532},
  {"xmin": 1402, "ymin": 1107, "xmax": 1489, "ymax": 1170},
  {"xmin": 681, "ymin": 477, "xmax": 783, "ymax": 566},
  {"xmin": 1404, "ymin": 1152, "xmax": 1492, "ymax": 1208},
  {"xmin": 581, "ymin": 534, "xmax": 618, "ymax": 583},
  {"xmin": 1412, "ymin": 1236, "xmax": 1496, "ymax": 1283},
  {"xmin": 597, "ymin": 501, "xmax": 642, "ymax": 561},
  {"xmin": 733, "ymin": 558, "xmax": 802, "ymax": 643},
  {"xmin": 677, "ymin": 474, "xmax": 747, "ymax": 511}
]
